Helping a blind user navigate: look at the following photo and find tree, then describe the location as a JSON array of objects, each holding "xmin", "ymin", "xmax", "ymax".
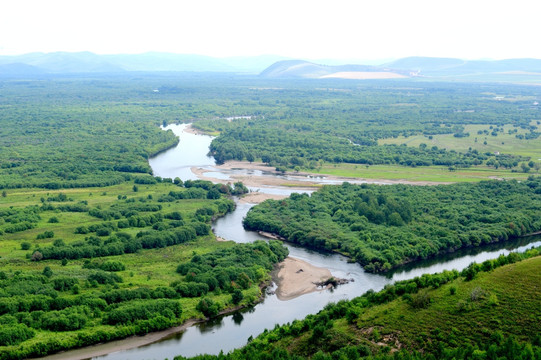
[
  {"xmin": 196, "ymin": 298, "xmax": 220, "ymax": 317},
  {"xmin": 31, "ymin": 251, "xmax": 43, "ymax": 261},
  {"xmin": 42, "ymin": 266, "xmax": 53, "ymax": 278},
  {"xmin": 231, "ymin": 289, "xmax": 244, "ymax": 305},
  {"xmin": 207, "ymin": 188, "xmax": 221, "ymax": 199}
]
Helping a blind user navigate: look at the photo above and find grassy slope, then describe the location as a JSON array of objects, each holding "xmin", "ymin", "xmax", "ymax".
[
  {"xmin": 353, "ymin": 256, "xmax": 541, "ymax": 349},
  {"xmin": 246, "ymin": 256, "xmax": 541, "ymax": 358}
]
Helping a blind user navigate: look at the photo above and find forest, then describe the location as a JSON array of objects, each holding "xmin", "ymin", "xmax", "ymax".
[
  {"xmin": 2, "ymin": 77, "xmax": 540, "ymax": 190},
  {"xmin": 244, "ymin": 178, "xmax": 541, "ymax": 272}
]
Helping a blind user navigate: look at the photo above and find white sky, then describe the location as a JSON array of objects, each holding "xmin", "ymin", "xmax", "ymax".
[{"xmin": 0, "ymin": 0, "xmax": 540, "ymax": 61}]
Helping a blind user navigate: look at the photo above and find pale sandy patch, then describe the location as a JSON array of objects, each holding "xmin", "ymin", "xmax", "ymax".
[
  {"xmin": 191, "ymin": 161, "xmax": 452, "ymax": 189},
  {"xmin": 184, "ymin": 124, "xmax": 207, "ymax": 135},
  {"xmin": 273, "ymin": 257, "xmax": 333, "ymax": 301},
  {"xmin": 321, "ymin": 71, "xmax": 408, "ymax": 80},
  {"xmin": 238, "ymin": 192, "xmax": 287, "ymax": 204},
  {"xmin": 190, "ymin": 166, "xmax": 321, "ymax": 190}
]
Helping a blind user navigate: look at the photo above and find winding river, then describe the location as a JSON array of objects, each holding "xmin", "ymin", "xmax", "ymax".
[{"xmin": 56, "ymin": 124, "xmax": 541, "ymax": 360}]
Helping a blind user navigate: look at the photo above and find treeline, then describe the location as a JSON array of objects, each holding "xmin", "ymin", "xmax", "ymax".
[
  {"xmin": 244, "ymin": 177, "xmax": 541, "ymax": 272},
  {"xmin": 209, "ymin": 126, "xmax": 527, "ymax": 169},
  {"xmin": 175, "ymin": 249, "xmax": 541, "ymax": 360}
]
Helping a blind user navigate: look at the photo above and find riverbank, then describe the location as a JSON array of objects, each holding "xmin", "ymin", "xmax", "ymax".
[
  {"xmin": 273, "ymin": 257, "xmax": 334, "ymax": 301},
  {"xmin": 32, "ymin": 319, "xmax": 204, "ymax": 360},
  {"xmin": 191, "ymin": 161, "xmax": 453, "ymax": 193}
]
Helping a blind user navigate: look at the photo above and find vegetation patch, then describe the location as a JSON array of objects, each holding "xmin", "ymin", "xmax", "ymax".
[{"xmin": 244, "ymin": 178, "xmax": 541, "ymax": 271}]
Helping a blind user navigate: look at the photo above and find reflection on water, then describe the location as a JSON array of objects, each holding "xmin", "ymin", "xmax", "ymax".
[{"xmin": 389, "ymin": 236, "xmax": 541, "ymax": 282}]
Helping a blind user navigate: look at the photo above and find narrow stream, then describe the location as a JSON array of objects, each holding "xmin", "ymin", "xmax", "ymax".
[{"xmin": 89, "ymin": 124, "xmax": 541, "ymax": 360}]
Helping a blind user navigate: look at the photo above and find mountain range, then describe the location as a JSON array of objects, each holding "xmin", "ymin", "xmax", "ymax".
[{"xmin": 1, "ymin": 52, "xmax": 541, "ymax": 82}]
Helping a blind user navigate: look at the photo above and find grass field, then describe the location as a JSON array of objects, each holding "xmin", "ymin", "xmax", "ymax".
[
  {"xmin": 378, "ymin": 122, "xmax": 541, "ymax": 160},
  {"xmin": 308, "ymin": 163, "xmax": 533, "ymax": 183}
]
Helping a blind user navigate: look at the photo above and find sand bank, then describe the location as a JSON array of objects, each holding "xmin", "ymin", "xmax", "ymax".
[
  {"xmin": 238, "ymin": 192, "xmax": 287, "ymax": 204},
  {"xmin": 192, "ymin": 161, "xmax": 450, "ymax": 191},
  {"xmin": 273, "ymin": 257, "xmax": 333, "ymax": 301}
]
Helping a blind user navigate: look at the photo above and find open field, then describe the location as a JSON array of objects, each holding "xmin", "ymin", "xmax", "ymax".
[
  {"xmin": 379, "ymin": 123, "xmax": 541, "ymax": 160},
  {"xmin": 308, "ymin": 163, "xmax": 533, "ymax": 182}
]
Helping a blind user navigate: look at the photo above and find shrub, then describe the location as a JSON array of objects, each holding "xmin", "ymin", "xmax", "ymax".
[{"xmin": 196, "ymin": 298, "xmax": 220, "ymax": 318}]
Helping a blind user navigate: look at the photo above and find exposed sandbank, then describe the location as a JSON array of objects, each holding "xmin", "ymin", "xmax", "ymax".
[
  {"xmin": 191, "ymin": 160, "xmax": 451, "ymax": 193},
  {"xmin": 273, "ymin": 257, "xmax": 333, "ymax": 301}
]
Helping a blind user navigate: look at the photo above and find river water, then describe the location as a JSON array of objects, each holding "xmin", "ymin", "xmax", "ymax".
[{"xmin": 91, "ymin": 124, "xmax": 540, "ymax": 360}]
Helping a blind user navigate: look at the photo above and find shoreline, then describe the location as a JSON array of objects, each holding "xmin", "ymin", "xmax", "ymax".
[
  {"xmin": 31, "ymin": 319, "xmax": 204, "ymax": 360},
  {"xmin": 31, "ymin": 255, "xmax": 336, "ymax": 360},
  {"xmin": 191, "ymin": 161, "xmax": 452, "ymax": 196}
]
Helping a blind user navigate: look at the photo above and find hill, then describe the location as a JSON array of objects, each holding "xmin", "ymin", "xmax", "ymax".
[
  {"xmin": 176, "ymin": 250, "xmax": 541, "ymax": 360},
  {"xmin": 0, "ymin": 52, "xmax": 290, "ymax": 75},
  {"xmin": 259, "ymin": 60, "xmax": 407, "ymax": 79}
]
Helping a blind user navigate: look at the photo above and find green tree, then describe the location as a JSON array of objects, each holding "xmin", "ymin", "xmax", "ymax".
[{"xmin": 231, "ymin": 289, "xmax": 244, "ymax": 305}]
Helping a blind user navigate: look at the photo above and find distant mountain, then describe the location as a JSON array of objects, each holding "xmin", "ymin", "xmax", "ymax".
[
  {"xmin": 1, "ymin": 52, "xmax": 541, "ymax": 81},
  {"xmin": 0, "ymin": 52, "xmax": 124, "ymax": 73},
  {"xmin": 0, "ymin": 63, "xmax": 47, "ymax": 77},
  {"xmin": 259, "ymin": 60, "xmax": 407, "ymax": 79},
  {"xmin": 385, "ymin": 56, "xmax": 541, "ymax": 76},
  {"xmin": 0, "ymin": 52, "xmax": 290, "ymax": 75}
]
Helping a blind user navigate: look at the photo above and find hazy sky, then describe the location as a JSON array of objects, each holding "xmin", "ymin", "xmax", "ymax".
[{"xmin": 1, "ymin": 0, "xmax": 540, "ymax": 61}]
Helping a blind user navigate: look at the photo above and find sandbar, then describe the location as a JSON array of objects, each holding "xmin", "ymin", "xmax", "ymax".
[{"xmin": 273, "ymin": 257, "xmax": 333, "ymax": 301}]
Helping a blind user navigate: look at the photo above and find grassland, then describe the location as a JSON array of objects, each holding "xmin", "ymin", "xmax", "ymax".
[
  {"xmin": 307, "ymin": 163, "xmax": 532, "ymax": 183},
  {"xmin": 379, "ymin": 122, "xmax": 541, "ymax": 160}
]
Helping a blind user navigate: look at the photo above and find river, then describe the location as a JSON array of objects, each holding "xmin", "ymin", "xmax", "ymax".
[{"xmin": 57, "ymin": 124, "xmax": 541, "ymax": 360}]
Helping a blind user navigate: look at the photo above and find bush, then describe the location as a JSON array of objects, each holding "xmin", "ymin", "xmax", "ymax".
[
  {"xmin": 231, "ymin": 289, "xmax": 244, "ymax": 305},
  {"xmin": 196, "ymin": 298, "xmax": 220, "ymax": 318},
  {"xmin": 21, "ymin": 242, "xmax": 31, "ymax": 250},
  {"xmin": 37, "ymin": 231, "xmax": 54, "ymax": 239},
  {"xmin": 0, "ymin": 323, "xmax": 35, "ymax": 346},
  {"xmin": 410, "ymin": 289, "xmax": 431, "ymax": 309},
  {"xmin": 104, "ymin": 299, "xmax": 182, "ymax": 325}
]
